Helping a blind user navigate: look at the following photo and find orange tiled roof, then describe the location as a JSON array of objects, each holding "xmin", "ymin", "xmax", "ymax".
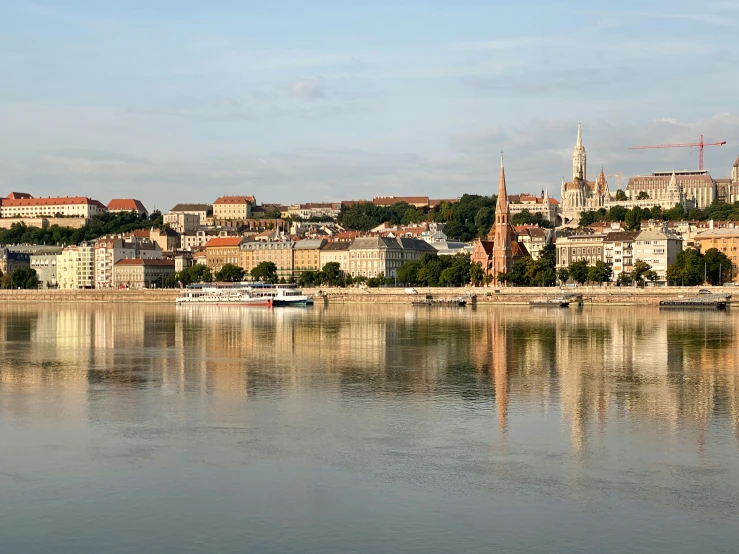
[
  {"xmin": 205, "ymin": 237, "xmax": 244, "ymax": 248},
  {"xmin": 108, "ymin": 198, "xmax": 147, "ymax": 211},
  {"xmin": 3, "ymin": 196, "xmax": 107, "ymax": 209}
]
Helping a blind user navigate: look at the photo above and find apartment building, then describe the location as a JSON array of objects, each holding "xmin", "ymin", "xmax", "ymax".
[
  {"xmin": 555, "ymin": 234, "xmax": 607, "ymax": 270},
  {"xmin": 241, "ymin": 241, "xmax": 296, "ymax": 280},
  {"xmin": 633, "ymin": 228, "xmax": 683, "ymax": 282},
  {"xmin": 113, "ymin": 259, "xmax": 175, "ymax": 289},
  {"xmin": 205, "ymin": 237, "xmax": 246, "ymax": 272},
  {"xmin": 93, "ymin": 237, "xmax": 163, "ymax": 288},
  {"xmin": 168, "ymin": 203, "xmax": 212, "ymax": 226},
  {"xmin": 286, "ymin": 202, "xmax": 342, "ymax": 220},
  {"xmin": 319, "ymin": 242, "xmax": 351, "ymax": 273},
  {"xmin": 30, "ymin": 248, "xmax": 63, "ymax": 288},
  {"xmin": 348, "ymin": 237, "xmax": 436, "ymax": 278},
  {"xmin": 603, "ymin": 231, "xmax": 639, "ymax": 282},
  {"xmin": 293, "ymin": 240, "xmax": 326, "ymax": 275},
  {"xmin": 694, "ymin": 228, "xmax": 739, "ymax": 282},
  {"xmin": 181, "ymin": 229, "xmax": 239, "ymax": 251},
  {"xmin": 164, "ymin": 212, "xmax": 199, "ymax": 234},
  {"xmin": 58, "ymin": 243, "xmax": 95, "ymax": 289}
]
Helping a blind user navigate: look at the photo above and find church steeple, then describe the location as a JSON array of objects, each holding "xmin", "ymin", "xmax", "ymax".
[
  {"xmin": 496, "ymin": 153, "xmax": 508, "ymax": 214},
  {"xmin": 492, "ymin": 153, "xmax": 512, "ymax": 285},
  {"xmin": 572, "ymin": 121, "xmax": 587, "ymax": 182}
]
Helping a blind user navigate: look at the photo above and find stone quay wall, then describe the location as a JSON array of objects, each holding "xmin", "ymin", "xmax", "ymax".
[{"xmin": 0, "ymin": 286, "xmax": 733, "ymax": 306}]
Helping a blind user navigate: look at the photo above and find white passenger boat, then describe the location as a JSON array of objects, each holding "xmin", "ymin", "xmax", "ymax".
[
  {"xmin": 245, "ymin": 283, "xmax": 314, "ymax": 306},
  {"xmin": 176, "ymin": 287, "xmax": 273, "ymax": 306}
]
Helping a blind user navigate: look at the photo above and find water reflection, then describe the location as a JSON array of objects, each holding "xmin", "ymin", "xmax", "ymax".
[{"xmin": 1, "ymin": 304, "xmax": 737, "ymax": 448}]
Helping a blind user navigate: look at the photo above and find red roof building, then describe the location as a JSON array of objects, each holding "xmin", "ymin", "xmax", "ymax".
[
  {"xmin": 0, "ymin": 195, "xmax": 107, "ymax": 219},
  {"xmin": 107, "ymin": 198, "xmax": 148, "ymax": 217}
]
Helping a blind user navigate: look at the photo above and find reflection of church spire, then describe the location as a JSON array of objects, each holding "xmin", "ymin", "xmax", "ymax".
[{"xmin": 491, "ymin": 317, "xmax": 509, "ymax": 434}]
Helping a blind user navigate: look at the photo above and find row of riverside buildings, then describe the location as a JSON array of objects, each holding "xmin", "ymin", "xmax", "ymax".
[{"xmin": 2, "ymin": 122, "xmax": 739, "ymax": 289}]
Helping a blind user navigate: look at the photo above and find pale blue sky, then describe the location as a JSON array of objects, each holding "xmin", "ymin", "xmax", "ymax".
[{"xmin": 1, "ymin": 0, "xmax": 738, "ymax": 210}]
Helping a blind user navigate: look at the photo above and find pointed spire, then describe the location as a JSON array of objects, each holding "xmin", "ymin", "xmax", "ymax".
[
  {"xmin": 496, "ymin": 152, "xmax": 508, "ymax": 213},
  {"xmin": 576, "ymin": 121, "xmax": 582, "ymax": 147}
]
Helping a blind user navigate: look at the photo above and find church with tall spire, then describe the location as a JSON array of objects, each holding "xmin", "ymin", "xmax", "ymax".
[
  {"xmin": 471, "ymin": 154, "xmax": 529, "ymax": 284},
  {"xmin": 560, "ymin": 122, "xmax": 612, "ymax": 226}
]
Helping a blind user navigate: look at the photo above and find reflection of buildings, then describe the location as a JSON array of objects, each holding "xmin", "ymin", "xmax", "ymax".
[{"xmin": 0, "ymin": 304, "xmax": 737, "ymax": 454}]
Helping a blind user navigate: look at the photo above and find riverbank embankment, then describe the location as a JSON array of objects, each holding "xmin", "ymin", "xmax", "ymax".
[{"xmin": 0, "ymin": 286, "xmax": 734, "ymax": 305}]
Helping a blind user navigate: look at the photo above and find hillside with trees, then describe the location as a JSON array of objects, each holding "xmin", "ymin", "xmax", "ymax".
[{"xmin": 0, "ymin": 211, "xmax": 163, "ymax": 246}]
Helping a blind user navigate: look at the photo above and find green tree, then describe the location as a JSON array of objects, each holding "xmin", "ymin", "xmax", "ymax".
[
  {"xmin": 578, "ymin": 210, "xmax": 600, "ymax": 227},
  {"xmin": 397, "ymin": 260, "xmax": 421, "ymax": 285},
  {"xmin": 470, "ymin": 262, "xmax": 484, "ymax": 286},
  {"xmin": 703, "ymin": 248, "xmax": 732, "ymax": 285},
  {"xmin": 214, "ymin": 263, "xmax": 245, "ymax": 282},
  {"xmin": 631, "ymin": 260, "xmax": 653, "ymax": 285},
  {"xmin": 607, "ymin": 205, "xmax": 627, "ymax": 222},
  {"xmin": 558, "ymin": 267, "xmax": 570, "ymax": 284},
  {"xmin": 624, "ymin": 207, "xmax": 643, "ymax": 231},
  {"xmin": 9, "ymin": 267, "xmax": 39, "ymax": 289},
  {"xmin": 615, "ymin": 189, "xmax": 627, "ymax": 201},
  {"xmin": 507, "ymin": 257, "xmax": 534, "ymax": 286},
  {"xmin": 637, "ymin": 191, "xmax": 650, "ymax": 200},
  {"xmin": 568, "ymin": 260, "xmax": 589, "ymax": 284},
  {"xmin": 666, "ymin": 264, "xmax": 682, "ymax": 285},
  {"xmin": 321, "ymin": 262, "xmax": 343, "ymax": 286},
  {"xmin": 673, "ymin": 249, "xmax": 704, "ymax": 286},
  {"xmin": 178, "ymin": 264, "xmax": 212, "ymax": 285},
  {"xmin": 250, "ymin": 261, "xmax": 278, "ymax": 284},
  {"xmin": 587, "ymin": 260, "xmax": 612, "ymax": 284},
  {"xmin": 483, "ymin": 273, "xmax": 494, "ymax": 286}
]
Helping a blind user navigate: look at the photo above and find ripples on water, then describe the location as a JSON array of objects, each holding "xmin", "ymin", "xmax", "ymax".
[{"xmin": 0, "ymin": 304, "xmax": 738, "ymax": 553}]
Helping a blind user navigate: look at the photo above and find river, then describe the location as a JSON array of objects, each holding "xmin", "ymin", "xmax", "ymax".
[{"xmin": 0, "ymin": 304, "xmax": 737, "ymax": 553}]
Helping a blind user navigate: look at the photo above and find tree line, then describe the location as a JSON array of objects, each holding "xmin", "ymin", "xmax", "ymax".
[
  {"xmin": 338, "ymin": 195, "xmax": 500, "ymax": 242},
  {"xmin": 0, "ymin": 211, "xmax": 163, "ymax": 247},
  {"xmin": 578, "ymin": 200, "xmax": 739, "ymax": 230}
]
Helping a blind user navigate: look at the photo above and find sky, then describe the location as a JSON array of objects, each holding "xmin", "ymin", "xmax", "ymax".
[{"xmin": 1, "ymin": 0, "xmax": 738, "ymax": 211}]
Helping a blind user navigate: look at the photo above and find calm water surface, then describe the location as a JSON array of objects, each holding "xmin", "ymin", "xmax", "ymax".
[{"xmin": 1, "ymin": 304, "xmax": 738, "ymax": 553}]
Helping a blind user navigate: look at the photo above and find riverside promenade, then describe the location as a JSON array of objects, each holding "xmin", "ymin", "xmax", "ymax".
[{"xmin": 0, "ymin": 286, "xmax": 733, "ymax": 306}]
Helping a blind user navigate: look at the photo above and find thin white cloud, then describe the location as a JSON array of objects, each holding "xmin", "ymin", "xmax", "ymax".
[{"xmin": 292, "ymin": 77, "xmax": 327, "ymax": 100}]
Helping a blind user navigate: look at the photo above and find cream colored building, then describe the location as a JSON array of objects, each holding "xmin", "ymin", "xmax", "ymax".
[
  {"xmin": 603, "ymin": 231, "xmax": 639, "ymax": 282},
  {"xmin": 633, "ymin": 227, "xmax": 683, "ymax": 282},
  {"xmin": 1, "ymin": 195, "xmax": 107, "ymax": 220},
  {"xmin": 164, "ymin": 212, "xmax": 199, "ymax": 234},
  {"xmin": 319, "ymin": 242, "xmax": 351, "ymax": 273},
  {"xmin": 240, "ymin": 241, "xmax": 296, "ymax": 280},
  {"xmin": 94, "ymin": 237, "xmax": 163, "ymax": 289},
  {"xmin": 348, "ymin": 237, "xmax": 436, "ymax": 279},
  {"xmin": 58, "ymin": 243, "xmax": 95, "ymax": 289},
  {"xmin": 168, "ymin": 203, "xmax": 212, "ymax": 226},
  {"xmin": 212, "ymin": 196, "xmax": 255, "ymax": 220},
  {"xmin": 113, "ymin": 259, "xmax": 175, "ymax": 289}
]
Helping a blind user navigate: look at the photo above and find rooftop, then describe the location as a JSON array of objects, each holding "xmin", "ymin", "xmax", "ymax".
[
  {"xmin": 214, "ymin": 195, "xmax": 256, "ymax": 205},
  {"xmin": 114, "ymin": 259, "xmax": 175, "ymax": 267},
  {"xmin": 108, "ymin": 198, "xmax": 147, "ymax": 212},
  {"xmin": 205, "ymin": 237, "xmax": 245, "ymax": 248},
  {"xmin": 2, "ymin": 196, "xmax": 107, "ymax": 209},
  {"xmin": 170, "ymin": 203, "xmax": 211, "ymax": 212}
]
